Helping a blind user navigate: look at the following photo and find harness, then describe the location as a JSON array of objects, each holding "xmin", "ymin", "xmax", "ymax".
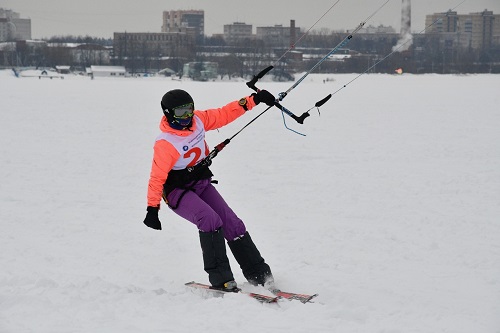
[{"xmin": 162, "ymin": 156, "xmax": 215, "ymax": 210}]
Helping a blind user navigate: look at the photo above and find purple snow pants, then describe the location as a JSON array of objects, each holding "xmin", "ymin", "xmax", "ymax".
[{"xmin": 166, "ymin": 178, "xmax": 247, "ymax": 241}]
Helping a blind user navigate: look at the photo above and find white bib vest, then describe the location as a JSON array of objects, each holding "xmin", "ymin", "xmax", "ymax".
[{"xmin": 155, "ymin": 116, "xmax": 209, "ymax": 170}]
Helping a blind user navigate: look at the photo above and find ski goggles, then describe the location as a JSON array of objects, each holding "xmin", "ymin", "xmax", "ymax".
[{"xmin": 172, "ymin": 103, "xmax": 194, "ymax": 119}]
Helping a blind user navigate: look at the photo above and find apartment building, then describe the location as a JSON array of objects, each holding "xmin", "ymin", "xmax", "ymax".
[
  {"xmin": 256, "ymin": 21, "xmax": 301, "ymax": 48},
  {"xmin": 162, "ymin": 10, "xmax": 204, "ymax": 44},
  {"xmin": 425, "ymin": 9, "xmax": 500, "ymax": 50},
  {"xmin": 223, "ymin": 22, "xmax": 253, "ymax": 45},
  {"xmin": 113, "ymin": 32, "xmax": 194, "ymax": 58},
  {"xmin": 0, "ymin": 8, "xmax": 31, "ymax": 41}
]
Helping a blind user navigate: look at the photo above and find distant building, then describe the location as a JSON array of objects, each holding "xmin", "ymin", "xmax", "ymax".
[
  {"xmin": 360, "ymin": 25, "xmax": 396, "ymax": 34},
  {"xmin": 72, "ymin": 43, "xmax": 111, "ymax": 65},
  {"xmin": 47, "ymin": 42, "xmax": 111, "ymax": 66},
  {"xmin": 0, "ymin": 18, "xmax": 9, "ymax": 41},
  {"xmin": 223, "ymin": 22, "xmax": 253, "ymax": 45},
  {"xmin": 256, "ymin": 22, "xmax": 301, "ymax": 47},
  {"xmin": 351, "ymin": 25, "xmax": 399, "ymax": 55},
  {"xmin": 183, "ymin": 61, "xmax": 217, "ymax": 81},
  {"xmin": 425, "ymin": 9, "xmax": 500, "ymax": 50},
  {"xmin": 113, "ymin": 31, "xmax": 194, "ymax": 58},
  {"xmin": 0, "ymin": 40, "xmax": 45, "ymax": 67},
  {"xmin": 55, "ymin": 66, "xmax": 71, "ymax": 74},
  {"xmin": 0, "ymin": 8, "xmax": 31, "ymax": 41},
  {"xmin": 425, "ymin": 11, "xmax": 459, "ymax": 33},
  {"xmin": 112, "ymin": 31, "xmax": 195, "ymax": 73},
  {"xmin": 89, "ymin": 65, "xmax": 128, "ymax": 78},
  {"xmin": 162, "ymin": 10, "xmax": 204, "ymax": 44}
]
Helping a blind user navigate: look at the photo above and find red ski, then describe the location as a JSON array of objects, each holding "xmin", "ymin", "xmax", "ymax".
[
  {"xmin": 269, "ymin": 289, "xmax": 319, "ymax": 303},
  {"xmin": 185, "ymin": 281, "xmax": 279, "ymax": 304}
]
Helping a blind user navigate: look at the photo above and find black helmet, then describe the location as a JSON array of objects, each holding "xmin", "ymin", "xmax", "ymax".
[
  {"xmin": 160, "ymin": 89, "xmax": 194, "ymax": 129},
  {"xmin": 161, "ymin": 89, "xmax": 194, "ymax": 112}
]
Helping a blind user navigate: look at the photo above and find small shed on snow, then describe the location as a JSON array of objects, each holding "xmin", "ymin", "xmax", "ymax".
[
  {"xmin": 56, "ymin": 66, "xmax": 71, "ymax": 74},
  {"xmin": 89, "ymin": 65, "xmax": 128, "ymax": 78}
]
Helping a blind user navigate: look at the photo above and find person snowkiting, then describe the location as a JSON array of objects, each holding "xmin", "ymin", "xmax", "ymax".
[{"xmin": 143, "ymin": 88, "xmax": 276, "ymax": 290}]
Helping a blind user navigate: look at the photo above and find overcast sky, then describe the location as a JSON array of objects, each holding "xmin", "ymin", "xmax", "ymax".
[{"xmin": 2, "ymin": 0, "xmax": 500, "ymax": 39}]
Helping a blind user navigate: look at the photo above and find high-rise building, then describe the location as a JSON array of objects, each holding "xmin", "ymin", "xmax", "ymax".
[
  {"xmin": 162, "ymin": 10, "xmax": 204, "ymax": 44},
  {"xmin": 0, "ymin": 8, "xmax": 31, "ymax": 41},
  {"xmin": 425, "ymin": 9, "xmax": 499, "ymax": 50},
  {"xmin": 425, "ymin": 10, "xmax": 459, "ymax": 33}
]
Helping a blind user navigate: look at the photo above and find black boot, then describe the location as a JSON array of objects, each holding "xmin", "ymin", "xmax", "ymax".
[
  {"xmin": 199, "ymin": 228, "xmax": 235, "ymax": 288},
  {"xmin": 228, "ymin": 232, "xmax": 273, "ymax": 286}
]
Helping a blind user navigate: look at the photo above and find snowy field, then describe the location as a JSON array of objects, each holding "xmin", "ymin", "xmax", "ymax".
[{"xmin": 1, "ymin": 70, "xmax": 499, "ymax": 333}]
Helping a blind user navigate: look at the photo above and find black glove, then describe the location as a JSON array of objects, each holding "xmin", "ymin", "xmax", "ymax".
[
  {"xmin": 252, "ymin": 90, "xmax": 276, "ymax": 106},
  {"xmin": 143, "ymin": 206, "xmax": 162, "ymax": 230}
]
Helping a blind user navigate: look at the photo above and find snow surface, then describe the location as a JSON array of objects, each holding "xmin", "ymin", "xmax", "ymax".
[{"xmin": 1, "ymin": 71, "xmax": 499, "ymax": 333}]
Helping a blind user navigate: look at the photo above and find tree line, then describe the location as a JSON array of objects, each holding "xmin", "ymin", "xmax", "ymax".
[{"xmin": 1, "ymin": 32, "xmax": 499, "ymax": 74}]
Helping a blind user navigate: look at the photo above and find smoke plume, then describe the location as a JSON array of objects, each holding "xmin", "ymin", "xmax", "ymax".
[{"xmin": 393, "ymin": 0, "xmax": 413, "ymax": 52}]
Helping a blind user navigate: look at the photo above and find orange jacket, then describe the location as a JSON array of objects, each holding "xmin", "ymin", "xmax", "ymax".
[{"xmin": 147, "ymin": 95, "xmax": 258, "ymax": 207}]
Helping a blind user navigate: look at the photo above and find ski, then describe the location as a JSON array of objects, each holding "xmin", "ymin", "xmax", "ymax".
[
  {"xmin": 185, "ymin": 281, "xmax": 279, "ymax": 304},
  {"xmin": 269, "ymin": 288, "xmax": 319, "ymax": 303}
]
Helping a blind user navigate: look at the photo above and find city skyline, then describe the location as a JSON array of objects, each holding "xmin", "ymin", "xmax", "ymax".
[{"xmin": 2, "ymin": 0, "xmax": 500, "ymax": 39}]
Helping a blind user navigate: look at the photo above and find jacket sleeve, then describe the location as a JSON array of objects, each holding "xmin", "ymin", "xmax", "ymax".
[
  {"xmin": 195, "ymin": 95, "xmax": 257, "ymax": 131},
  {"xmin": 147, "ymin": 139, "xmax": 180, "ymax": 207}
]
